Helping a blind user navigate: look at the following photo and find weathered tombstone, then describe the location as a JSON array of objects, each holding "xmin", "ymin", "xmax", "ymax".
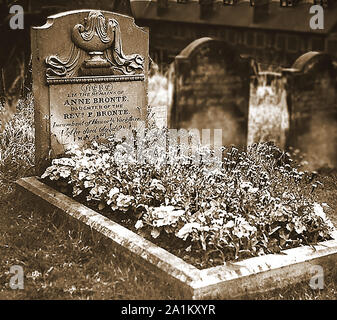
[
  {"xmin": 148, "ymin": 63, "xmax": 168, "ymax": 129},
  {"xmin": 31, "ymin": 10, "xmax": 149, "ymax": 173},
  {"xmin": 248, "ymin": 71, "xmax": 290, "ymax": 149},
  {"xmin": 286, "ymin": 52, "xmax": 337, "ymax": 170},
  {"xmin": 169, "ymin": 37, "xmax": 253, "ymax": 148}
]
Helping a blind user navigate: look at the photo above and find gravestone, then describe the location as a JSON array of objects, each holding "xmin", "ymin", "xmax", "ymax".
[
  {"xmin": 148, "ymin": 63, "xmax": 168, "ymax": 129},
  {"xmin": 31, "ymin": 10, "xmax": 149, "ymax": 173},
  {"xmin": 286, "ymin": 52, "xmax": 337, "ymax": 170},
  {"xmin": 248, "ymin": 71, "xmax": 290, "ymax": 149},
  {"xmin": 169, "ymin": 37, "xmax": 253, "ymax": 148}
]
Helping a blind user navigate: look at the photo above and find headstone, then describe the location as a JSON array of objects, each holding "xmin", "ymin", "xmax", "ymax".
[
  {"xmin": 148, "ymin": 63, "xmax": 168, "ymax": 129},
  {"xmin": 169, "ymin": 37, "xmax": 253, "ymax": 148},
  {"xmin": 286, "ymin": 52, "xmax": 337, "ymax": 170},
  {"xmin": 31, "ymin": 10, "xmax": 149, "ymax": 172},
  {"xmin": 248, "ymin": 71, "xmax": 290, "ymax": 149}
]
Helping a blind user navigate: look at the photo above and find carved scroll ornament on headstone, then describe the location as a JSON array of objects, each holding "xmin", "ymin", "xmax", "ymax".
[{"xmin": 45, "ymin": 10, "xmax": 144, "ymax": 79}]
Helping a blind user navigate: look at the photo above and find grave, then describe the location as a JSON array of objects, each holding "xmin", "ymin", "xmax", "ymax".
[
  {"xmin": 17, "ymin": 176, "xmax": 337, "ymax": 299},
  {"xmin": 31, "ymin": 9, "xmax": 149, "ymax": 173},
  {"xmin": 15, "ymin": 12, "xmax": 337, "ymax": 299},
  {"xmin": 169, "ymin": 37, "xmax": 253, "ymax": 149}
]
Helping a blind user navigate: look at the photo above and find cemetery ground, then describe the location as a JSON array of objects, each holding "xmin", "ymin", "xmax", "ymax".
[{"xmin": 0, "ymin": 94, "xmax": 337, "ymax": 300}]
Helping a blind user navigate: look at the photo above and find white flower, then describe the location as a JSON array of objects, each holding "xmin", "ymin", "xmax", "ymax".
[
  {"xmin": 52, "ymin": 158, "xmax": 75, "ymax": 167},
  {"xmin": 176, "ymin": 222, "xmax": 201, "ymax": 240},
  {"xmin": 150, "ymin": 206, "xmax": 185, "ymax": 227},
  {"xmin": 107, "ymin": 187, "xmax": 120, "ymax": 205},
  {"xmin": 240, "ymin": 181, "xmax": 252, "ymax": 190},
  {"xmin": 41, "ymin": 165, "xmax": 56, "ymax": 179},
  {"xmin": 77, "ymin": 157, "xmax": 90, "ymax": 168},
  {"xmin": 249, "ymin": 187, "xmax": 259, "ymax": 193},
  {"xmin": 65, "ymin": 285, "xmax": 77, "ymax": 294},
  {"xmin": 28, "ymin": 270, "xmax": 42, "ymax": 280},
  {"xmin": 78, "ymin": 172, "xmax": 86, "ymax": 180},
  {"xmin": 116, "ymin": 194, "xmax": 134, "ymax": 209},
  {"xmin": 108, "ymin": 187, "xmax": 120, "ymax": 198},
  {"xmin": 224, "ymin": 220, "xmax": 235, "ymax": 229},
  {"xmin": 73, "ymin": 185, "xmax": 82, "ymax": 197},
  {"xmin": 313, "ymin": 202, "xmax": 326, "ymax": 220},
  {"xmin": 150, "ymin": 179, "xmax": 166, "ymax": 192},
  {"xmin": 240, "ymin": 181, "xmax": 259, "ymax": 193},
  {"xmin": 185, "ymin": 245, "xmax": 192, "ymax": 252},
  {"xmin": 89, "ymin": 185, "xmax": 106, "ymax": 197},
  {"xmin": 84, "ymin": 180, "xmax": 95, "ymax": 188},
  {"xmin": 232, "ymin": 217, "xmax": 257, "ymax": 238},
  {"xmin": 135, "ymin": 220, "xmax": 144, "ymax": 230},
  {"xmin": 151, "ymin": 228, "xmax": 160, "ymax": 239}
]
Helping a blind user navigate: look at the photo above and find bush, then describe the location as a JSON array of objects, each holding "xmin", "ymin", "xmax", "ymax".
[{"xmin": 0, "ymin": 93, "xmax": 35, "ymax": 194}]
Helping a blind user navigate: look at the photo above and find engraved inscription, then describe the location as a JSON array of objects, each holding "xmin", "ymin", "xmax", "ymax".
[{"xmin": 49, "ymin": 81, "xmax": 143, "ymax": 147}]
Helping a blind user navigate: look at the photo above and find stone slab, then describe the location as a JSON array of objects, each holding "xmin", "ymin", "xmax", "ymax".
[{"xmin": 16, "ymin": 176, "xmax": 337, "ymax": 299}]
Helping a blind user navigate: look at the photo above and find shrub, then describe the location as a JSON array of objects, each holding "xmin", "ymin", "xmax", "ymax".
[{"xmin": 0, "ymin": 93, "xmax": 35, "ymax": 194}]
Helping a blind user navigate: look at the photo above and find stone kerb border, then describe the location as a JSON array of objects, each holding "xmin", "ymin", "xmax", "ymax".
[{"xmin": 16, "ymin": 176, "xmax": 337, "ymax": 299}]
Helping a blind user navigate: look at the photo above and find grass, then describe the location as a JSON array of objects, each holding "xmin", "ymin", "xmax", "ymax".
[
  {"xmin": 0, "ymin": 192, "xmax": 185, "ymax": 300},
  {"xmin": 0, "ymin": 75, "xmax": 337, "ymax": 299},
  {"xmin": 0, "ymin": 94, "xmax": 35, "ymax": 194}
]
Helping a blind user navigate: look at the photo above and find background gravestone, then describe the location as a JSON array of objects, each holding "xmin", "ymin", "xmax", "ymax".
[
  {"xmin": 248, "ymin": 72, "xmax": 290, "ymax": 149},
  {"xmin": 31, "ymin": 10, "xmax": 149, "ymax": 173},
  {"xmin": 169, "ymin": 37, "xmax": 253, "ymax": 148},
  {"xmin": 286, "ymin": 52, "xmax": 337, "ymax": 170}
]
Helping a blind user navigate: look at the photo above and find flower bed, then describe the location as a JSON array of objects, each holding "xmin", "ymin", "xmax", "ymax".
[{"xmin": 41, "ymin": 129, "xmax": 335, "ymax": 269}]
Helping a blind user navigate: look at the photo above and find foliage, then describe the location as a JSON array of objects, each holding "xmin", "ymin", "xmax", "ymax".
[
  {"xmin": 41, "ymin": 132, "xmax": 335, "ymax": 268},
  {"xmin": 0, "ymin": 93, "xmax": 35, "ymax": 193}
]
